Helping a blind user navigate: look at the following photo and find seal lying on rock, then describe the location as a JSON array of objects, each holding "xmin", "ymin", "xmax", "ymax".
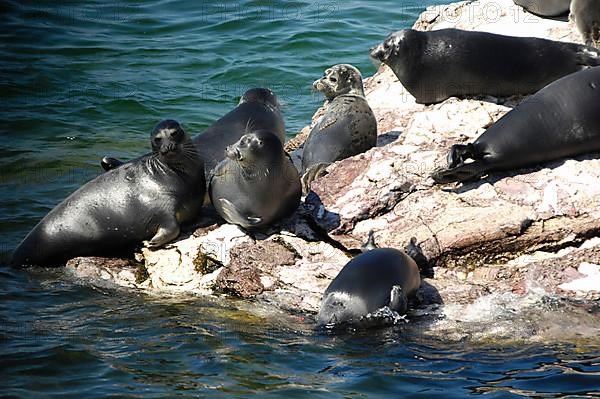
[
  {"xmin": 99, "ymin": 88, "xmax": 285, "ymax": 180},
  {"xmin": 571, "ymin": 0, "xmax": 600, "ymax": 48},
  {"xmin": 301, "ymin": 64, "xmax": 377, "ymax": 194},
  {"xmin": 431, "ymin": 67, "xmax": 600, "ymax": 184},
  {"xmin": 317, "ymin": 232, "xmax": 421, "ymax": 327},
  {"xmin": 513, "ymin": 0, "xmax": 571, "ymax": 17},
  {"xmin": 209, "ymin": 130, "xmax": 301, "ymax": 229},
  {"xmin": 11, "ymin": 120, "xmax": 205, "ymax": 267},
  {"xmin": 370, "ymin": 28, "xmax": 600, "ymax": 104}
]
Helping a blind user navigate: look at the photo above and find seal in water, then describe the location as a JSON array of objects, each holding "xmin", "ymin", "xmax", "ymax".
[
  {"xmin": 208, "ymin": 130, "xmax": 301, "ymax": 229},
  {"xmin": 431, "ymin": 67, "xmax": 600, "ymax": 184},
  {"xmin": 513, "ymin": 0, "xmax": 571, "ymax": 17},
  {"xmin": 317, "ymin": 231, "xmax": 421, "ymax": 327},
  {"xmin": 571, "ymin": 0, "xmax": 600, "ymax": 48},
  {"xmin": 99, "ymin": 88, "xmax": 285, "ymax": 179},
  {"xmin": 11, "ymin": 120, "xmax": 205, "ymax": 267},
  {"xmin": 301, "ymin": 64, "xmax": 377, "ymax": 193},
  {"xmin": 369, "ymin": 28, "xmax": 600, "ymax": 104}
]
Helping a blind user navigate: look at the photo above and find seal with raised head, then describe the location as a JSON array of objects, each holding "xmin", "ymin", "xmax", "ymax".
[
  {"xmin": 11, "ymin": 120, "xmax": 205, "ymax": 267},
  {"xmin": 317, "ymin": 231, "xmax": 421, "ymax": 327},
  {"xmin": 431, "ymin": 67, "xmax": 600, "ymax": 184},
  {"xmin": 513, "ymin": 0, "xmax": 571, "ymax": 17},
  {"xmin": 209, "ymin": 130, "xmax": 301, "ymax": 229},
  {"xmin": 571, "ymin": 0, "xmax": 600, "ymax": 48},
  {"xmin": 370, "ymin": 28, "xmax": 600, "ymax": 104},
  {"xmin": 98, "ymin": 88, "xmax": 285, "ymax": 177},
  {"xmin": 301, "ymin": 64, "xmax": 377, "ymax": 193}
]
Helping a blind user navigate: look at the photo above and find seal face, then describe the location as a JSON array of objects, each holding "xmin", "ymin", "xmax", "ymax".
[
  {"xmin": 317, "ymin": 238, "xmax": 421, "ymax": 327},
  {"xmin": 209, "ymin": 130, "xmax": 301, "ymax": 229},
  {"xmin": 370, "ymin": 28, "xmax": 600, "ymax": 104},
  {"xmin": 11, "ymin": 120, "xmax": 206, "ymax": 267},
  {"xmin": 571, "ymin": 0, "xmax": 600, "ymax": 48},
  {"xmin": 431, "ymin": 67, "xmax": 600, "ymax": 184},
  {"xmin": 301, "ymin": 64, "xmax": 377, "ymax": 193},
  {"xmin": 513, "ymin": 0, "xmax": 571, "ymax": 17}
]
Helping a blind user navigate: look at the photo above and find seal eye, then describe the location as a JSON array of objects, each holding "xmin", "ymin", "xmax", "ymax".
[
  {"xmin": 153, "ymin": 137, "xmax": 162, "ymax": 146},
  {"xmin": 170, "ymin": 129, "xmax": 182, "ymax": 140},
  {"xmin": 329, "ymin": 76, "xmax": 337, "ymax": 83}
]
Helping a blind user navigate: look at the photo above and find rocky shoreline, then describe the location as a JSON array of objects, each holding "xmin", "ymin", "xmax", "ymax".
[{"xmin": 67, "ymin": 0, "xmax": 600, "ymax": 316}]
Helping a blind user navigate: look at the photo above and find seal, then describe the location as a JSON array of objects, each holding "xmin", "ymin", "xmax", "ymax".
[
  {"xmin": 301, "ymin": 64, "xmax": 377, "ymax": 193},
  {"xmin": 431, "ymin": 67, "xmax": 600, "ymax": 184},
  {"xmin": 11, "ymin": 120, "xmax": 205, "ymax": 267},
  {"xmin": 208, "ymin": 130, "xmax": 301, "ymax": 229},
  {"xmin": 99, "ymin": 88, "xmax": 285, "ymax": 176},
  {"xmin": 571, "ymin": 0, "xmax": 600, "ymax": 48},
  {"xmin": 370, "ymin": 28, "xmax": 600, "ymax": 104},
  {"xmin": 317, "ymin": 231, "xmax": 421, "ymax": 327},
  {"xmin": 513, "ymin": 0, "xmax": 571, "ymax": 17}
]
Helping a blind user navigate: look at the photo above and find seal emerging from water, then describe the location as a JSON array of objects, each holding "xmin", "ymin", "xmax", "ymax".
[
  {"xmin": 513, "ymin": 0, "xmax": 571, "ymax": 17},
  {"xmin": 317, "ymin": 232, "xmax": 421, "ymax": 327},
  {"xmin": 431, "ymin": 67, "xmax": 600, "ymax": 184},
  {"xmin": 209, "ymin": 130, "xmax": 301, "ymax": 229},
  {"xmin": 11, "ymin": 120, "xmax": 205, "ymax": 267},
  {"xmin": 571, "ymin": 0, "xmax": 600, "ymax": 48},
  {"xmin": 301, "ymin": 64, "xmax": 377, "ymax": 193},
  {"xmin": 370, "ymin": 28, "xmax": 600, "ymax": 104}
]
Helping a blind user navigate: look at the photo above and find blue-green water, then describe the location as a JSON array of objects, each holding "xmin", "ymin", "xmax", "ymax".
[{"xmin": 1, "ymin": 1, "xmax": 599, "ymax": 397}]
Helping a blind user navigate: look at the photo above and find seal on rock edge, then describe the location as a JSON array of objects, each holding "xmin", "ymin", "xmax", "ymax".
[
  {"xmin": 301, "ymin": 64, "xmax": 377, "ymax": 194},
  {"xmin": 370, "ymin": 28, "xmax": 600, "ymax": 104},
  {"xmin": 11, "ymin": 120, "xmax": 206, "ymax": 267},
  {"xmin": 571, "ymin": 0, "xmax": 600, "ymax": 48},
  {"xmin": 513, "ymin": 0, "xmax": 571, "ymax": 17},
  {"xmin": 317, "ymin": 231, "xmax": 421, "ymax": 327},
  {"xmin": 209, "ymin": 130, "xmax": 301, "ymax": 229},
  {"xmin": 431, "ymin": 67, "xmax": 600, "ymax": 184}
]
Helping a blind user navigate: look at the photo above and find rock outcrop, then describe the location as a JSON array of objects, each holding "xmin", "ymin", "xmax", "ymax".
[{"xmin": 68, "ymin": 0, "xmax": 600, "ymax": 316}]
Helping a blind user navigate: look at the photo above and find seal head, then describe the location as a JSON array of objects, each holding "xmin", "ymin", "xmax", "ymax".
[{"xmin": 313, "ymin": 64, "xmax": 366, "ymax": 101}]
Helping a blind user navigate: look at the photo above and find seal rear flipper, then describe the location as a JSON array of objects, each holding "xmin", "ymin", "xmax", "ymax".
[
  {"xmin": 301, "ymin": 162, "xmax": 331, "ymax": 195},
  {"xmin": 101, "ymin": 156, "xmax": 125, "ymax": 171},
  {"xmin": 431, "ymin": 161, "xmax": 487, "ymax": 184},
  {"xmin": 218, "ymin": 198, "xmax": 262, "ymax": 227},
  {"xmin": 389, "ymin": 285, "xmax": 408, "ymax": 315},
  {"xmin": 576, "ymin": 46, "xmax": 600, "ymax": 67},
  {"xmin": 405, "ymin": 237, "xmax": 433, "ymax": 277}
]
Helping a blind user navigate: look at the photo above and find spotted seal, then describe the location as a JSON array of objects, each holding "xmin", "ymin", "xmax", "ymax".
[{"xmin": 301, "ymin": 64, "xmax": 377, "ymax": 193}]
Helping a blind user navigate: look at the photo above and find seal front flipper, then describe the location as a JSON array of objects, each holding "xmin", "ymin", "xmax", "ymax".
[
  {"xmin": 101, "ymin": 156, "xmax": 125, "ymax": 171},
  {"xmin": 432, "ymin": 143, "xmax": 487, "ymax": 184},
  {"xmin": 144, "ymin": 217, "xmax": 180, "ymax": 248},
  {"xmin": 388, "ymin": 285, "xmax": 408, "ymax": 315},
  {"xmin": 301, "ymin": 162, "xmax": 331, "ymax": 195},
  {"xmin": 431, "ymin": 161, "xmax": 486, "ymax": 184},
  {"xmin": 218, "ymin": 198, "xmax": 262, "ymax": 227}
]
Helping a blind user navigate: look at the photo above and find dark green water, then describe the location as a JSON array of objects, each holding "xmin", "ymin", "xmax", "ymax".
[{"xmin": 1, "ymin": 1, "xmax": 599, "ymax": 397}]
